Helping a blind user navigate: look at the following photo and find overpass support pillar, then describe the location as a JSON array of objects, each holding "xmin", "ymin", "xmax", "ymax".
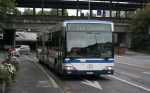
[
  {"xmin": 62, "ymin": 8, "xmax": 64, "ymax": 16},
  {"xmin": 90, "ymin": 10, "xmax": 93, "ymax": 17},
  {"xmin": 42, "ymin": 8, "xmax": 44, "ymax": 15},
  {"xmin": 57, "ymin": 8, "xmax": 59, "ymax": 16},
  {"xmin": 77, "ymin": 9, "xmax": 79, "ymax": 16},
  {"xmin": 33, "ymin": 8, "xmax": 36, "ymax": 15},
  {"xmin": 125, "ymin": 11, "xmax": 128, "ymax": 18}
]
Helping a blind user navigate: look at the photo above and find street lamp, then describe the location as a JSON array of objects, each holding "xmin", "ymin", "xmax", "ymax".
[{"xmin": 88, "ymin": 0, "xmax": 91, "ymax": 19}]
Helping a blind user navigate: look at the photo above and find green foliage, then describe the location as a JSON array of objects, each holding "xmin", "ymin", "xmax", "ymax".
[
  {"xmin": 130, "ymin": 6, "xmax": 150, "ymax": 51},
  {"xmin": 12, "ymin": 8, "xmax": 21, "ymax": 15},
  {"xmin": 0, "ymin": 0, "xmax": 16, "ymax": 29},
  {"xmin": 37, "ymin": 10, "xmax": 50, "ymax": 15},
  {"xmin": 0, "ymin": 65, "xmax": 10, "ymax": 81},
  {"xmin": 0, "ymin": 63, "xmax": 16, "ymax": 84},
  {"xmin": 23, "ymin": 8, "xmax": 34, "ymax": 15},
  {"xmin": 49, "ymin": 9, "xmax": 68, "ymax": 16},
  {"xmin": 0, "ymin": 0, "xmax": 16, "ymax": 16}
]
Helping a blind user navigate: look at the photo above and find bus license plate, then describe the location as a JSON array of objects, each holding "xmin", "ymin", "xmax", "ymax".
[
  {"xmin": 88, "ymin": 64, "xmax": 93, "ymax": 70},
  {"xmin": 86, "ymin": 72, "xmax": 93, "ymax": 75}
]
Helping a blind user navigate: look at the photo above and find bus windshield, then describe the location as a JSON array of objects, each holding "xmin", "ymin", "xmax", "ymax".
[{"xmin": 66, "ymin": 31, "xmax": 113, "ymax": 58}]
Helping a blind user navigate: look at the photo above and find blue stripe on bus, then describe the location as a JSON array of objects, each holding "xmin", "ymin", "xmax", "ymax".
[{"xmin": 64, "ymin": 60, "xmax": 114, "ymax": 63}]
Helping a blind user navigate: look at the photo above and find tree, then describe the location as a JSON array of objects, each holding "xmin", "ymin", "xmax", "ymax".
[
  {"xmin": 0, "ymin": 0, "xmax": 16, "ymax": 16},
  {"xmin": 12, "ymin": 8, "xmax": 21, "ymax": 15},
  {"xmin": 23, "ymin": 9, "xmax": 34, "ymax": 15},
  {"xmin": 37, "ymin": 10, "xmax": 50, "ymax": 15},
  {"xmin": 49, "ymin": 9, "xmax": 68, "ymax": 16},
  {"xmin": 0, "ymin": 0, "xmax": 16, "ymax": 29},
  {"xmin": 130, "ymin": 5, "xmax": 150, "ymax": 51}
]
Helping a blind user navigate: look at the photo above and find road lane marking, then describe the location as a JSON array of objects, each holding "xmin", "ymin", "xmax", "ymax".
[
  {"xmin": 109, "ymin": 75, "xmax": 150, "ymax": 92},
  {"xmin": 143, "ymin": 72, "xmax": 150, "ymax": 75},
  {"xmin": 36, "ymin": 80, "xmax": 50, "ymax": 88},
  {"xmin": 81, "ymin": 79, "xmax": 103, "ymax": 90},
  {"xmin": 31, "ymin": 58, "xmax": 59, "ymax": 88}
]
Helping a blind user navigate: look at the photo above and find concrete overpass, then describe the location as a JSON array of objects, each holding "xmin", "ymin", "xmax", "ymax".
[
  {"xmin": 3, "ymin": 15, "xmax": 130, "ymax": 48},
  {"xmin": 6, "ymin": 15, "xmax": 129, "ymax": 32}
]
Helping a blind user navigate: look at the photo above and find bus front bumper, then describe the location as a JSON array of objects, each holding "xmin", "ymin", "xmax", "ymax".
[{"xmin": 63, "ymin": 70, "xmax": 114, "ymax": 75}]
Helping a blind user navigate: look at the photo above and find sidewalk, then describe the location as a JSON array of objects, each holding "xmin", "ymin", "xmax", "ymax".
[
  {"xmin": 5, "ymin": 55, "xmax": 62, "ymax": 93},
  {"xmin": 116, "ymin": 50, "xmax": 150, "ymax": 69},
  {"xmin": 124, "ymin": 50, "xmax": 149, "ymax": 56}
]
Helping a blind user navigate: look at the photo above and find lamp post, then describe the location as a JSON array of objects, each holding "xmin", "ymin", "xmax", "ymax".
[
  {"xmin": 76, "ymin": 0, "xmax": 79, "ymax": 16},
  {"xmin": 88, "ymin": 0, "xmax": 91, "ymax": 19},
  {"xmin": 41, "ymin": 0, "xmax": 45, "ymax": 15}
]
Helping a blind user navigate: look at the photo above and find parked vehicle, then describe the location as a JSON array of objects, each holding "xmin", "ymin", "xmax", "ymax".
[
  {"xmin": 8, "ymin": 48, "xmax": 20, "ymax": 57},
  {"xmin": 15, "ymin": 45, "xmax": 30, "ymax": 55}
]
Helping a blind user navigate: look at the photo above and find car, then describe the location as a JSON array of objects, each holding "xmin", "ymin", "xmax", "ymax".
[
  {"xmin": 8, "ymin": 48, "xmax": 20, "ymax": 57},
  {"xmin": 15, "ymin": 45, "xmax": 30, "ymax": 55}
]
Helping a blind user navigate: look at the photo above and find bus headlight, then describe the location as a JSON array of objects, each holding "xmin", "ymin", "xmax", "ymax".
[
  {"xmin": 64, "ymin": 66, "xmax": 74, "ymax": 70},
  {"xmin": 107, "ymin": 66, "xmax": 112, "ymax": 70}
]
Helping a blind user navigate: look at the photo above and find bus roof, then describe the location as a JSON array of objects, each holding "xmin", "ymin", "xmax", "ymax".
[{"xmin": 64, "ymin": 20, "xmax": 113, "ymax": 26}]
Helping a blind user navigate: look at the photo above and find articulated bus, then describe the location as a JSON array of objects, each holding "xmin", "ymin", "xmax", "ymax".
[{"xmin": 37, "ymin": 20, "xmax": 114, "ymax": 76}]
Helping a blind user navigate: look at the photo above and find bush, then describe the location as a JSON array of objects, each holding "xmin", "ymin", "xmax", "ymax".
[{"xmin": 0, "ymin": 63, "xmax": 17, "ymax": 84}]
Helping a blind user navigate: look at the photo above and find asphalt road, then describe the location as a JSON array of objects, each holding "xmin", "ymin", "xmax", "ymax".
[{"xmin": 2, "ymin": 52, "xmax": 150, "ymax": 93}]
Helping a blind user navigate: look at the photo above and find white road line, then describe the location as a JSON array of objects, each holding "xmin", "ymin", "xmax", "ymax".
[
  {"xmin": 109, "ymin": 75, "xmax": 150, "ymax": 92},
  {"xmin": 81, "ymin": 79, "xmax": 103, "ymax": 90},
  {"xmin": 31, "ymin": 58, "xmax": 59, "ymax": 88},
  {"xmin": 143, "ymin": 72, "xmax": 150, "ymax": 75}
]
